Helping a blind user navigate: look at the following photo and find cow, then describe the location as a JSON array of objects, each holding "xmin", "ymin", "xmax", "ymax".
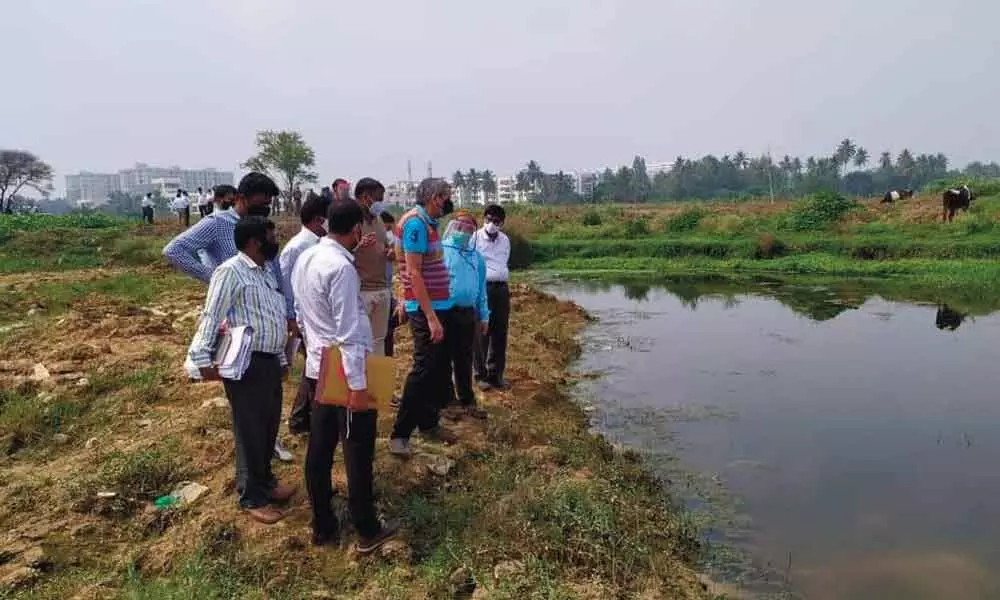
[
  {"xmin": 935, "ymin": 304, "xmax": 966, "ymax": 331},
  {"xmin": 881, "ymin": 188, "xmax": 914, "ymax": 204},
  {"xmin": 942, "ymin": 185, "xmax": 974, "ymax": 222}
]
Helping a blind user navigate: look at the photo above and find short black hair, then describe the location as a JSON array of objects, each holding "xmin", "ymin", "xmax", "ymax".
[
  {"xmin": 484, "ymin": 204, "xmax": 506, "ymax": 222},
  {"xmin": 333, "ymin": 178, "xmax": 349, "ymax": 189},
  {"xmin": 234, "ymin": 216, "xmax": 275, "ymax": 251},
  {"xmin": 379, "ymin": 210, "xmax": 395, "ymax": 225},
  {"xmin": 327, "ymin": 200, "xmax": 364, "ymax": 235},
  {"xmin": 214, "ymin": 184, "xmax": 237, "ymax": 201},
  {"xmin": 354, "ymin": 177, "xmax": 385, "ymax": 200},
  {"xmin": 300, "ymin": 195, "xmax": 330, "ymax": 225},
  {"xmin": 238, "ymin": 172, "xmax": 280, "ymax": 199}
]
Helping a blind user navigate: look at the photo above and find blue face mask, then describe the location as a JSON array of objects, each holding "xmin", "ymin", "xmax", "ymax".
[{"xmin": 369, "ymin": 201, "xmax": 385, "ymax": 216}]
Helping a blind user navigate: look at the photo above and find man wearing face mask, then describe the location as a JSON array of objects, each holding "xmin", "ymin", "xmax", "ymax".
[
  {"xmin": 353, "ymin": 178, "xmax": 393, "ymax": 359},
  {"xmin": 187, "ymin": 216, "xmax": 295, "ymax": 524},
  {"xmin": 280, "ymin": 195, "xmax": 332, "ymax": 435},
  {"xmin": 389, "ymin": 178, "xmax": 458, "ymax": 457},
  {"xmin": 164, "ymin": 172, "xmax": 298, "ymax": 461},
  {"xmin": 472, "ymin": 204, "xmax": 512, "ymax": 391}
]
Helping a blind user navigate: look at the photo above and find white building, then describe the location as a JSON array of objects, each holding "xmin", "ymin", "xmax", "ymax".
[
  {"xmin": 65, "ymin": 172, "xmax": 120, "ymax": 204},
  {"xmin": 152, "ymin": 177, "xmax": 182, "ymax": 199}
]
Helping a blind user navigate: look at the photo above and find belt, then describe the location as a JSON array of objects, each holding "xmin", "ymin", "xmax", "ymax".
[
  {"xmin": 486, "ymin": 281, "xmax": 509, "ymax": 286},
  {"xmin": 252, "ymin": 351, "xmax": 279, "ymax": 359}
]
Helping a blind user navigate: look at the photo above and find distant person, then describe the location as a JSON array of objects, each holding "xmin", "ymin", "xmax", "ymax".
[
  {"xmin": 271, "ymin": 193, "xmax": 281, "ymax": 216},
  {"xmin": 333, "ymin": 178, "xmax": 351, "ymax": 202},
  {"xmin": 442, "ymin": 212, "xmax": 489, "ymax": 419},
  {"xmin": 280, "ymin": 194, "xmax": 331, "ymax": 435},
  {"xmin": 472, "ymin": 204, "xmax": 511, "ymax": 390},
  {"xmin": 141, "ymin": 193, "xmax": 155, "ymax": 225},
  {"xmin": 320, "ymin": 186, "xmax": 332, "ymax": 202},
  {"xmin": 389, "ymin": 177, "xmax": 457, "ymax": 457},
  {"xmin": 196, "ymin": 186, "xmax": 212, "ymax": 217},
  {"xmin": 172, "ymin": 190, "xmax": 190, "ymax": 227},
  {"xmin": 293, "ymin": 186, "xmax": 303, "ymax": 216},
  {"xmin": 163, "ymin": 173, "xmax": 297, "ymax": 463},
  {"xmin": 187, "ymin": 216, "xmax": 296, "ymax": 524},
  {"xmin": 292, "ymin": 200, "xmax": 400, "ymax": 553},
  {"xmin": 354, "ymin": 178, "xmax": 392, "ymax": 358}
]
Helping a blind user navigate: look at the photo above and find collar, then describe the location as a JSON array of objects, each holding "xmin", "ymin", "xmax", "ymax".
[
  {"xmin": 415, "ymin": 204, "xmax": 438, "ymax": 226},
  {"xmin": 237, "ymin": 252, "xmax": 263, "ymax": 270},
  {"xmin": 300, "ymin": 226, "xmax": 320, "ymax": 242},
  {"xmin": 320, "ymin": 237, "xmax": 356, "ymax": 264},
  {"xmin": 218, "ymin": 208, "xmax": 240, "ymax": 223}
]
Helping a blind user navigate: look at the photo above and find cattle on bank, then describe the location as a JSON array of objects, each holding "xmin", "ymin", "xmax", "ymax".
[
  {"xmin": 881, "ymin": 189, "xmax": 914, "ymax": 204},
  {"xmin": 942, "ymin": 185, "xmax": 974, "ymax": 222}
]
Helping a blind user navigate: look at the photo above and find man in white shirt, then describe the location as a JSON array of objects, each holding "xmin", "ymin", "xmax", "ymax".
[
  {"xmin": 279, "ymin": 195, "xmax": 331, "ymax": 435},
  {"xmin": 292, "ymin": 200, "xmax": 399, "ymax": 553},
  {"xmin": 172, "ymin": 190, "xmax": 190, "ymax": 227},
  {"xmin": 471, "ymin": 204, "xmax": 511, "ymax": 390},
  {"xmin": 141, "ymin": 193, "xmax": 155, "ymax": 225}
]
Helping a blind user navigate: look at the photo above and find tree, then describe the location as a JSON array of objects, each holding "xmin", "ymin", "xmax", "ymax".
[
  {"xmin": 0, "ymin": 150, "xmax": 54, "ymax": 212},
  {"xmin": 241, "ymin": 130, "xmax": 318, "ymax": 199},
  {"xmin": 878, "ymin": 151, "xmax": 893, "ymax": 172},
  {"xmin": 465, "ymin": 168, "xmax": 481, "ymax": 204},
  {"xmin": 853, "ymin": 147, "xmax": 869, "ymax": 170},
  {"xmin": 834, "ymin": 138, "xmax": 857, "ymax": 178},
  {"xmin": 452, "ymin": 171, "xmax": 466, "ymax": 204},
  {"xmin": 630, "ymin": 156, "xmax": 651, "ymax": 202},
  {"xmin": 733, "ymin": 151, "xmax": 749, "ymax": 170},
  {"xmin": 480, "ymin": 170, "xmax": 497, "ymax": 203}
]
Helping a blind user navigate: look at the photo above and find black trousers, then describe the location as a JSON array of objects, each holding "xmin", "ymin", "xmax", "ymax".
[
  {"xmin": 289, "ymin": 373, "xmax": 313, "ymax": 434},
  {"xmin": 391, "ymin": 309, "xmax": 453, "ymax": 439},
  {"xmin": 303, "ymin": 378, "xmax": 380, "ymax": 539},
  {"xmin": 385, "ymin": 297, "xmax": 399, "ymax": 357},
  {"xmin": 475, "ymin": 282, "xmax": 510, "ymax": 384},
  {"xmin": 446, "ymin": 307, "xmax": 478, "ymax": 406},
  {"xmin": 142, "ymin": 206, "xmax": 154, "ymax": 224},
  {"xmin": 222, "ymin": 353, "xmax": 282, "ymax": 509}
]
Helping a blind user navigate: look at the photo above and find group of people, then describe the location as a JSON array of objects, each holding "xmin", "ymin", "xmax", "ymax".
[
  {"xmin": 163, "ymin": 172, "xmax": 513, "ymax": 554},
  {"xmin": 140, "ymin": 187, "xmax": 218, "ymax": 226}
]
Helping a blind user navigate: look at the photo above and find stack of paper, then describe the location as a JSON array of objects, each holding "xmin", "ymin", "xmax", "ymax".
[{"xmin": 214, "ymin": 325, "xmax": 254, "ymax": 380}]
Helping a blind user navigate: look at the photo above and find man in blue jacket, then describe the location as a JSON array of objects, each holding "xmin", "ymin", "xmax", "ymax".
[{"xmin": 442, "ymin": 212, "xmax": 489, "ymax": 420}]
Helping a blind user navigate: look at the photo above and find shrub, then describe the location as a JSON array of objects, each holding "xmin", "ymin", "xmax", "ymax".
[
  {"xmin": 623, "ymin": 217, "xmax": 650, "ymax": 237},
  {"xmin": 754, "ymin": 233, "xmax": 786, "ymax": 259},
  {"xmin": 507, "ymin": 229, "xmax": 533, "ymax": 270},
  {"xmin": 665, "ymin": 207, "xmax": 706, "ymax": 232},
  {"xmin": 581, "ymin": 210, "xmax": 602, "ymax": 227},
  {"xmin": 781, "ymin": 191, "xmax": 857, "ymax": 231}
]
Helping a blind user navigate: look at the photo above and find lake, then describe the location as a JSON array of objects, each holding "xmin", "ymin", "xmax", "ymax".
[{"xmin": 547, "ymin": 277, "xmax": 1000, "ymax": 600}]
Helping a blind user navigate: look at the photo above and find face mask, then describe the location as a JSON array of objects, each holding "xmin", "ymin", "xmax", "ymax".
[
  {"xmin": 260, "ymin": 239, "xmax": 279, "ymax": 260},
  {"xmin": 369, "ymin": 201, "xmax": 385, "ymax": 216},
  {"xmin": 485, "ymin": 222, "xmax": 500, "ymax": 236},
  {"xmin": 450, "ymin": 232, "xmax": 471, "ymax": 247},
  {"xmin": 247, "ymin": 203, "xmax": 271, "ymax": 217},
  {"xmin": 441, "ymin": 198, "xmax": 454, "ymax": 216}
]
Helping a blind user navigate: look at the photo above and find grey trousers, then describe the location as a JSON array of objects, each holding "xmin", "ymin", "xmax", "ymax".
[{"xmin": 223, "ymin": 353, "xmax": 282, "ymax": 509}]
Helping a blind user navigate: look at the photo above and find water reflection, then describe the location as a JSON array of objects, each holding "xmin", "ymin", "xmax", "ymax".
[{"xmin": 549, "ymin": 276, "xmax": 1000, "ymax": 600}]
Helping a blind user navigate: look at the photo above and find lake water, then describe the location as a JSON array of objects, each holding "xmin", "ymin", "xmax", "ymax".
[{"xmin": 547, "ymin": 277, "xmax": 1000, "ymax": 600}]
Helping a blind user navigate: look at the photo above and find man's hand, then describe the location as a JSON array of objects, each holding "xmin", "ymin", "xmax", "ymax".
[
  {"xmin": 199, "ymin": 366, "xmax": 221, "ymax": 381},
  {"xmin": 286, "ymin": 319, "xmax": 300, "ymax": 338},
  {"xmin": 281, "ymin": 366, "xmax": 289, "ymax": 380},
  {"xmin": 480, "ymin": 321, "xmax": 489, "ymax": 336},
  {"xmin": 428, "ymin": 313, "xmax": 444, "ymax": 343},
  {"xmin": 347, "ymin": 389, "xmax": 374, "ymax": 410},
  {"xmin": 358, "ymin": 232, "xmax": 377, "ymax": 250}
]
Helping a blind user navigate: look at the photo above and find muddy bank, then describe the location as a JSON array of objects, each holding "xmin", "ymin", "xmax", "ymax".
[{"xmin": 0, "ymin": 268, "xmax": 709, "ymax": 600}]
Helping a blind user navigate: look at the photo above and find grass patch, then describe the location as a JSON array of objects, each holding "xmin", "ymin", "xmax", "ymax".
[{"xmin": 72, "ymin": 440, "xmax": 190, "ymax": 517}]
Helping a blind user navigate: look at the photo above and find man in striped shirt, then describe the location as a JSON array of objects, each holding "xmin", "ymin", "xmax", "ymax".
[
  {"xmin": 163, "ymin": 174, "xmax": 297, "ymax": 461},
  {"xmin": 389, "ymin": 178, "xmax": 457, "ymax": 457},
  {"xmin": 187, "ymin": 216, "xmax": 296, "ymax": 524}
]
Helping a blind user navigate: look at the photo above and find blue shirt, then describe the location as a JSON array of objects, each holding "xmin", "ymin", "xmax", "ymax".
[
  {"xmin": 162, "ymin": 208, "xmax": 294, "ymax": 318},
  {"xmin": 443, "ymin": 239, "xmax": 490, "ymax": 323},
  {"xmin": 401, "ymin": 205, "xmax": 454, "ymax": 314}
]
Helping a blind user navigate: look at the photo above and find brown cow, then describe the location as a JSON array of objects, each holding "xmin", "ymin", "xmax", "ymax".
[{"xmin": 942, "ymin": 185, "xmax": 974, "ymax": 222}]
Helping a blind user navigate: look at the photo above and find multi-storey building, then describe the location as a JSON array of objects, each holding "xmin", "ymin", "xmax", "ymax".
[
  {"xmin": 65, "ymin": 163, "xmax": 234, "ymax": 205},
  {"xmin": 64, "ymin": 172, "xmax": 120, "ymax": 204}
]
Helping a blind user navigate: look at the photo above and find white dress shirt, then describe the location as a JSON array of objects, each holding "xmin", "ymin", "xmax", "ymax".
[
  {"xmin": 278, "ymin": 226, "xmax": 321, "ymax": 318},
  {"xmin": 292, "ymin": 237, "xmax": 373, "ymax": 389},
  {"xmin": 471, "ymin": 229, "xmax": 511, "ymax": 282}
]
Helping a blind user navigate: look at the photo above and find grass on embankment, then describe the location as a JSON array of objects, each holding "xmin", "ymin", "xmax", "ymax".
[{"xmin": 0, "ymin": 247, "xmax": 711, "ymax": 599}]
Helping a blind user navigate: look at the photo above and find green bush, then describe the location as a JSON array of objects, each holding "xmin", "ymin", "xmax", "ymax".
[
  {"xmin": 507, "ymin": 229, "xmax": 534, "ymax": 270},
  {"xmin": 665, "ymin": 207, "xmax": 706, "ymax": 232},
  {"xmin": 781, "ymin": 191, "xmax": 857, "ymax": 231},
  {"xmin": 623, "ymin": 217, "xmax": 650, "ymax": 237},
  {"xmin": 581, "ymin": 210, "xmax": 602, "ymax": 227}
]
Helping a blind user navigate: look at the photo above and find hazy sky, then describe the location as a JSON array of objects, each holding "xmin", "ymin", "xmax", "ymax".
[{"xmin": 5, "ymin": 0, "xmax": 999, "ymax": 193}]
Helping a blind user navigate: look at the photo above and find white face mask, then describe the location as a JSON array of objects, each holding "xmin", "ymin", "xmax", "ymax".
[
  {"xmin": 369, "ymin": 201, "xmax": 385, "ymax": 216},
  {"xmin": 484, "ymin": 222, "xmax": 500, "ymax": 235}
]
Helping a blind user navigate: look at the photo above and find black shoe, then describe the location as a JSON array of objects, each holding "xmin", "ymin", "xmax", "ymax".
[
  {"xmin": 357, "ymin": 519, "xmax": 400, "ymax": 555},
  {"xmin": 490, "ymin": 379, "xmax": 511, "ymax": 391},
  {"xmin": 476, "ymin": 379, "xmax": 493, "ymax": 391},
  {"xmin": 312, "ymin": 526, "xmax": 340, "ymax": 547},
  {"xmin": 464, "ymin": 405, "xmax": 488, "ymax": 420}
]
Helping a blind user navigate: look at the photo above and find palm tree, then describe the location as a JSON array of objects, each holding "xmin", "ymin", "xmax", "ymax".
[
  {"xmin": 452, "ymin": 170, "xmax": 466, "ymax": 205},
  {"xmin": 466, "ymin": 168, "xmax": 481, "ymax": 205},
  {"xmin": 525, "ymin": 160, "xmax": 544, "ymax": 202},
  {"xmin": 733, "ymin": 151, "xmax": 749, "ymax": 170},
  {"xmin": 878, "ymin": 151, "xmax": 893, "ymax": 172},
  {"xmin": 480, "ymin": 169, "xmax": 497, "ymax": 203},
  {"xmin": 853, "ymin": 147, "xmax": 869, "ymax": 170},
  {"xmin": 835, "ymin": 138, "xmax": 857, "ymax": 178}
]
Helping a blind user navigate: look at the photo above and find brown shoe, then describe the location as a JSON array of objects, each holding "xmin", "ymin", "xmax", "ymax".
[
  {"xmin": 245, "ymin": 505, "xmax": 285, "ymax": 524},
  {"xmin": 270, "ymin": 482, "xmax": 297, "ymax": 502}
]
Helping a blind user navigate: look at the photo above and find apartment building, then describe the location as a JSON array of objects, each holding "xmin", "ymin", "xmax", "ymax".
[{"xmin": 65, "ymin": 163, "xmax": 235, "ymax": 204}]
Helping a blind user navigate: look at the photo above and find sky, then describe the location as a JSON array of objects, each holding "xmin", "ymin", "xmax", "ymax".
[{"xmin": 5, "ymin": 0, "xmax": 999, "ymax": 194}]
